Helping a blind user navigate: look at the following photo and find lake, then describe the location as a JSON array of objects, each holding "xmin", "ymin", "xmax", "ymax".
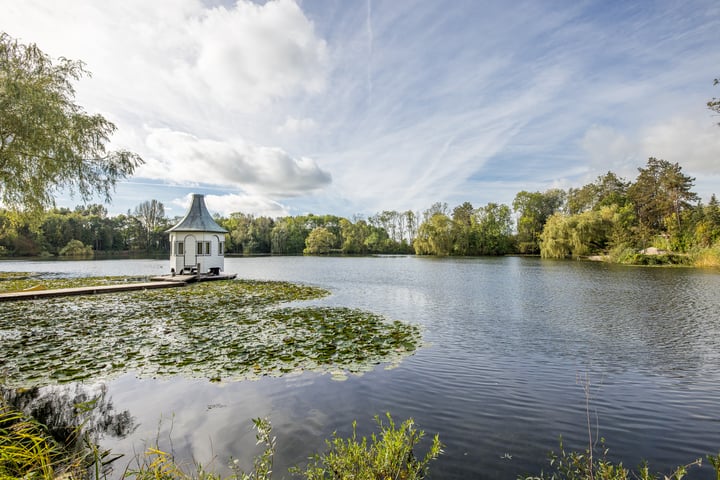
[{"xmin": 1, "ymin": 256, "xmax": 719, "ymax": 478}]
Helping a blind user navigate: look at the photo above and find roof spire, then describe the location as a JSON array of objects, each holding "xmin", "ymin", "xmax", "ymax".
[{"xmin": 166, "ymin": 194, "xmax": 227, "ymax": 233}]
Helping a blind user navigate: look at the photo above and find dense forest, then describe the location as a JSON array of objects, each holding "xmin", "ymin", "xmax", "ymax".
[{"xmin": 1, "ymin": 158, "xmax": 719, "ymax": 266}]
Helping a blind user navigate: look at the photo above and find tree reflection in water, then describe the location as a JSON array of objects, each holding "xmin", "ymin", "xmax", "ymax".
[{"xmin": 1, "ymin": 381, "xmax": 136, "ymax": 475}]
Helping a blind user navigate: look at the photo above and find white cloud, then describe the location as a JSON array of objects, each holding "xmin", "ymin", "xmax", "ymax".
[
  {"xmin": 276, "ymin": 116, "xmax": 318, "ymax": 134},
  {"xmin": 2, "ymin": 0, "xmax": 328, "ymax": 137},
  {"xmin": 189, "ymin": 0, "xmax": 327, "ymax": 107},
  {"xmin": 143, "ymin": 128, "xmax": 331, "ymax": 195},
  {"xmin": 172, "ymin": 193, "xmax": 289, "ymax": 218},
  {"xmin": 4, "ymin": 0, "xmax": 719, "ymax": 216},
  {"xmin": 580, "ymin": 125, "xmax": 640, "ymax": 179},
  {"xmin": 640, "ymin": 117, "xmax": 720, "ymax": 175},
  {"xmin": 579, "ymin": 116, "xmax": 720, "ymax": 201},
  {"xmin": 581, "ymin": 116, "xmax": 720, "ymax": 176}
]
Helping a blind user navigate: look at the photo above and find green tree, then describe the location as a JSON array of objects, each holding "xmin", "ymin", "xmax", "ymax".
[
  {"xmin": 304, "ymin": 226, "xmax": 337, "ymax": 254},
  {"xmin": 567, "ymin": 172, "xmax": 629, "ymax": 215},
  {"xmin": 541, "ymin": 207, "xmax": 618, "ymax": 259},
  {"xmin": 595, "ymin": 171, "xmax": 630, "ymax": 209},
  {"xmin": 626, "ymin": 158, "xmax": 698, "ymax": 247},
  {"xmin": 133, "ymin": 199, "xmax": 166, "ymax": 251},
  {"xmin": 451, "ymin": 201, "xmax": 476, "ymax": 255},
  {"xmin": 404, "ymin": 210, "xmax": 419, "ymax": 245},
  {"xmin": 340, "ymin": 218, "xmax": 369, "ymax": 254},
  {"xmin": 513, "ymin": 189, "xmax": 566, "ymax": 253},
  {"xmin": 0, "ymin": 33, "xmax": 142, "ymax": 215},
  {"xmin": 58, "ymin": 239, "xmax": 93, "ymax": 256},
  {"xmin": 414, "ymin": 211, "xmax": 453, "ymax": 256},
  {"xmin": 475, "ymin": 202, "xmax": 514, "ymax": 255},
  {"xmin": 271, "ymin": 216, "xmax": 308, "ymax": 254},
  {"xmin": 225, "ymin": 212, "xmax": 255, "ymax": 254}
]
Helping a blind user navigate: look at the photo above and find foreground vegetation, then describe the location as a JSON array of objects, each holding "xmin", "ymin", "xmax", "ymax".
[
  {"xmin": 0, "ymin": 398, "xmax": 442, "ymax": 480},
  {"xmin": 3, "ymin": 393, "xmax": 720, "ymax": 480},
  {"xmin": 522, "ymin": 439, "xmax": 720, "ymax": 480}
]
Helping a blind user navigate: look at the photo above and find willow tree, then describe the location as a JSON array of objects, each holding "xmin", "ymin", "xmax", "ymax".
[
  {"xmin": 540, "ymin": 206, "xmax": 619, "ymax": 259},
  {"xmin": 0, "ymin": 33, "xmax": 142, "ymax": 215}
]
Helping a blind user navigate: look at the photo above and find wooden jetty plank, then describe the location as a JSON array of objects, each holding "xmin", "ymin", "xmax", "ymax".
[
  {"xmin": 150, "ymin": 274, "xmax": 198, "ymax": 283},
  {"xmin": 150, "ymin": 273, "xmax": 237, "ymax": 283},
  {"xmin": 0, "ymin": 281, "xmax": 187, "ymax": 302}
]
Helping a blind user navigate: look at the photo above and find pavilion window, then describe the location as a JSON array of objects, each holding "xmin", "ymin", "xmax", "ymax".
[{"xmin": 197, "ymin": 241, "xmax": 211, "ymax": 255}]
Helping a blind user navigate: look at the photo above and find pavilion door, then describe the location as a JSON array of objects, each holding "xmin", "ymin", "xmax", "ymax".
[{"xmin": 184, "ymin": 235, "xmax": 196, "ymax": 269}]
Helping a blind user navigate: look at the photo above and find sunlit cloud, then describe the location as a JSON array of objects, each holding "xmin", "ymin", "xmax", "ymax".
[
  {"xmin": 142, "ymin": 128, "xmax": 331, "ymax": 196},
  {"xmin": 3, "ymin": 0, "xmax": 719, "ymax": 216},
  {"xmin": 172, "ymin": 193, "xmax": 290, "ymax": 218},
  {"xmin": 276, "ymin": 116, "xmax": 318, "ymax": 135}
]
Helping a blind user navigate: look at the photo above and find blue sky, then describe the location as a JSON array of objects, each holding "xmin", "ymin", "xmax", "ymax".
[{"xmin": 3, "ymin": 0, "xmax": 719, "ymax": 219}]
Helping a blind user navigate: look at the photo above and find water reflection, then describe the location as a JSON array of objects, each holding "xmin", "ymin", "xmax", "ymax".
[
  {"xmin": 1, "ymin": 256, "xmax": 720, "ymax": 479},
  {"xmin": 1, "ymin": 381, "xmax": 136, "ymax": 476}
]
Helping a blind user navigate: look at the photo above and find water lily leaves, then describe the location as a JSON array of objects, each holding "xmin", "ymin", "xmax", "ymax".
[{"xmin": 1, "ymin": 277, "xmax": 421, "ymax": 387}]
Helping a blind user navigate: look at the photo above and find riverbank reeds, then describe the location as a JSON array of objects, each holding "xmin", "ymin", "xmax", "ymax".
[
  {"xmin": 4, "ymin": 391, "xmax": 720, "ymax": 480},
  {"xmin": 2, "ymin": 399, "xmax": 441, "ymax": 480},
  {"xmin": 522, "ymin": 439, "xmax": 720, "ymax": 480},
  {"xmin": 0, "ymin": 399, "xmax": 86, "ymax": 478}
]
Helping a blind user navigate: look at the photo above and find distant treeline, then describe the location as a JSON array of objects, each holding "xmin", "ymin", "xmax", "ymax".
[{"xmin": 1, "ymin": 158, "xmax": 719, "ymax": 264}]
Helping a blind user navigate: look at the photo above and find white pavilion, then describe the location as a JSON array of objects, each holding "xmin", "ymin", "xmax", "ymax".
[{"xmin": 166, "ymin": 194, "xmax": 228, "ymax": 275}]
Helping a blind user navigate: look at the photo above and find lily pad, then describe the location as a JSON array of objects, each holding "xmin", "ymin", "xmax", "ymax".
[{"xmin": 1, "ymin": 276, "xmax": 422, "ymax": 387}]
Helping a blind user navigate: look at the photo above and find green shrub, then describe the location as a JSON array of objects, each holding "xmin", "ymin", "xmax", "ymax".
[
  {"xmin": 606, "ymin": 244, "xmax": 635, "ymax": 264},
  {"xmin": 126, "ymin": 414, "xmax": 441, "ymax": 480},
  {"xmin": 59, "ymin": 239, "xmax": 93, "ymax": 256},
  {"xmin": 627, "ymin": 253, "xmax": 690, "ymax": 266},
  {"xmin": 292, "ymin": 413, "xmax": 442, "ymax": 480},
  {"xmin": 521, "ymin": 437, "xmax": 720, "ymax": 480}
]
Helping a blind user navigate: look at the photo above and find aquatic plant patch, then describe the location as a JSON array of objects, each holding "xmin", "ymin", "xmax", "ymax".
[
  {"xmin": 0, "ymin": 277, "xmax": 422, "ymax": 387},
  {"xmin": 0, "ymin": 274, "xmax": 145, "ymax": 292}
]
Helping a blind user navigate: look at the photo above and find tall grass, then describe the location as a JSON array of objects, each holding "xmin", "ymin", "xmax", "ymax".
[
  {"xmin": 0, "ymin": 400, "xmax": 81, "ymax": 478},
  {"xmin": 521, "ymin": 439, "xmax": 720, "ymax": 480},
  {"xmin": 691, "ymin": 244, "xmax": 720, "ymax": 267}
]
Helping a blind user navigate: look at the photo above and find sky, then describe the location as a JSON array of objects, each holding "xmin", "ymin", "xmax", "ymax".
[{"xmin": 3, "ymin": 0, "xmax": 720, "ymax": 219}]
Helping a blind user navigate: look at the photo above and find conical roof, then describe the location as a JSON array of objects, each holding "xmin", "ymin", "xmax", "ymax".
[{"xmin": 167, "ymin": 194, "xmax": 227, "ymax": 233}]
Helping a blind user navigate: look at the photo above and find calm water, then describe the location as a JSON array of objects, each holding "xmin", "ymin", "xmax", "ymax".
[{"xmin": 2, "ymin": 256, "xmax": 720, "ymax": 478}]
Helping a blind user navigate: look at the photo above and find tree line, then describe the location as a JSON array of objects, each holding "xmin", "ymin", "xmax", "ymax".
[
  {"xmin": 413, "ymin": 157, "xmax": 719, "ymax": 262},
  {"xmin": 3, "ymin": 156, "xmax": 717, "ymax": 262}
]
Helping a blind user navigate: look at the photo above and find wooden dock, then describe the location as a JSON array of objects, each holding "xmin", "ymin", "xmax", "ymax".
[
  {"xmin": 0, "ymin": 272, "xmax": 238, "ymax": 302},
  {"xmin": 149, "ymin": 273, "xmax": 237, "ymax": 283},
  {"xmin": 0, "ymin": 281, "xmax": 187, "ymax": 302}
]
